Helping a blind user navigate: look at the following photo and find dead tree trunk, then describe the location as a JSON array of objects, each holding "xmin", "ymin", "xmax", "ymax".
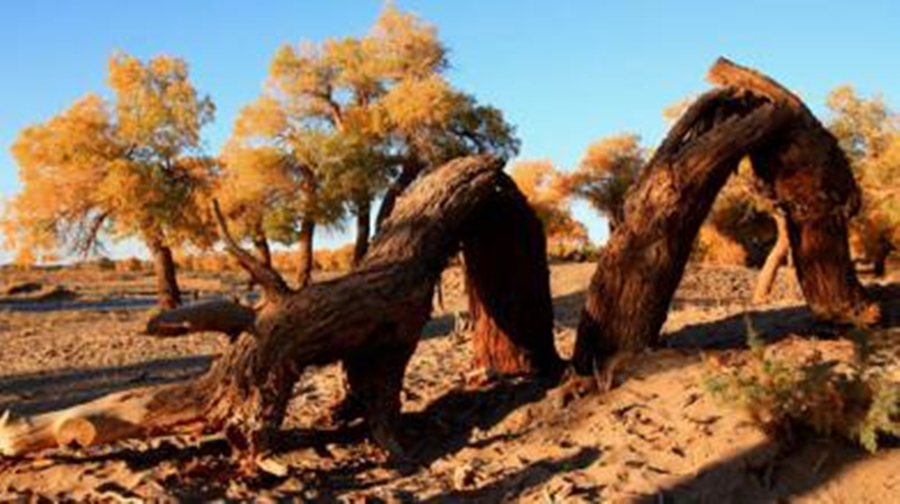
[
  {"xmin": 462, "ymin": 176, "xmax": 564, "ymax": 378},
  {"xmin": 295, "ymin": 219, "xmax": 315, "ymax": 288},
  {"xmin": 752, "ymin": 209, "xmax": 789, "ymax": 304},
  {"xmin": 572, "ymin": 58, "xmax": 879, "ymax": 381},
  {"xmin": 147, "ymin": 236, "xmax": 181, "ymax": 309},
  {"xmin": 0, "ymin": 156, "xmax": 560, "ymax": 459},
  {"xmin": 709, "ymin": 59, "xmax": 880, "ymax": 326}
]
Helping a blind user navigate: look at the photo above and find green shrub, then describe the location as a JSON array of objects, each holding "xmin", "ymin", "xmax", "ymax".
[{"xmin": 703, "ymin": 317, "xmax": 899, "ymax": 452}]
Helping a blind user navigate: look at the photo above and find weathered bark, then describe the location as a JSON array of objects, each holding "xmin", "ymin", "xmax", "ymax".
[
  {"xmin": 752, "ymin": 210, "xmax": 789, "ymax": 304},
  {"xmin": 573, "ymin": 58, "xmax": 880, "ymax": 381},
  {"xmin": 147, "ymin": 237, "xmax": 181, "ymax": 309},
  {"xmin": 0, "ymin": 156, "xmax": 559, "ymax": 459},
  {"xmin": 352, "ymin": 197, "xmax": 371, "ymax": 267},
  {"xmin": 295, "ymin": 219, "xmax": 315, "ymax": 288},
  {"xmin": 145, "ymin": 299, "xmax": 256, "ymax": 342},
  {"xmin": 710, "ymin": 59, "xmax": 879, "ymax": 326},
  {"xmin": 462, "ymin": 177, "xmax": 563, "ymax": 378}
]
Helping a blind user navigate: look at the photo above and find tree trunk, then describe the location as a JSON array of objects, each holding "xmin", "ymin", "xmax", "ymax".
[
  {"xmin": 252, "ymin": 228, "xmax": 272, "ymax": 269},
  {"xmin": 752, "ymin": 210, "xmax": 789, "ymax": 304},
  {"xmin": 572, "ymin": 58, "xmax": 880, "ymax": 382},
  {"xmin": 296, "ymin": 219, "xmax": 315, "ymax": 288},
  {"xmin": 375, "ymin": 156, "xmax": 425, "ymax": 231},
  {"xmin": 147, "ymin": 237, "xmax": 181, "ymax": 309},
  {"xmin": 353, "ymin": 197, "xmax": 371, "ymax": 267},
  {"xmin": 0, "ymin": 156, "xmax": 560, "ymax": 459},
  {"xmin": 247, "ymin": 224, "xmax": 272, "ymax": 291},
  {"xmin": 872, "ymin": 234, "xmax": 894, "ymax": 277},
  {"xmin": 462, "ymin": 175, "xmax": 564, "ymax": 378}
]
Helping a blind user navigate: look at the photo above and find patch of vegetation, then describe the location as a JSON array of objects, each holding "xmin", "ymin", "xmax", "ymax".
[{"xmin": 703, "ymin": 316, "xmax": 900, "ymax": 452}]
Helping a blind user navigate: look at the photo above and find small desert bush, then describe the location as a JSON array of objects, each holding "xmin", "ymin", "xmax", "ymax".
[{"xmin": 703, "ymin": 317, "xmax": 900, "ymax": 452}]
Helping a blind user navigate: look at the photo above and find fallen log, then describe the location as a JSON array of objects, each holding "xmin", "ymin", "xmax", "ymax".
[
  {"xmin": 144, "ymin": 299, "xmax": 256, "ymax": 341},
  {"xmin": 0, "ymin": 155, "xmax": 561, "ymax": 458},
  {"xmin": 572, "ymin": 58, "xmax": 880, "ymax": 381}
]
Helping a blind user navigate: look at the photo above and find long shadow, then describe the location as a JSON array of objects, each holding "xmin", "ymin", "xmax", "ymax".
[
  {"xmin": 636, "ymin": 431, "xmax": 895, "ymax": 503},
  {"xmin": 0, "ymin": 356, "xmax": 213, "ymax": 415}
]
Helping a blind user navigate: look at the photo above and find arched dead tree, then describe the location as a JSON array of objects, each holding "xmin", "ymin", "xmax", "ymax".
[
  {"xmin": 462, "ymin": 176, "xmax": 564, "ymax": 378},
  {"xmin": 0, "ymin": 156, "xmax": 561, "ymax": 459},
  {"xmin": 573, "ymin": 58, "xmax": 881, "ymax": 381}
]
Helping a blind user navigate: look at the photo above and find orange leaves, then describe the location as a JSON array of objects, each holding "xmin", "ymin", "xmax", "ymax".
[
  {"xmin": 510, "ymin": 160, "xmax": 588, "ymax": 248},
  {"xmin": 6, "ymin": 52, "xmax": 217, "ymax": 262},
  {"xmin": 563, "ymin": 133, "xmax": 645, "ymax": 230}
]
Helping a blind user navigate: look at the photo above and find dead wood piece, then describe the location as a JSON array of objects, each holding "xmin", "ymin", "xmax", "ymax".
[
  {"xmin": 144, "ymin": 299, "xmax": 256, "ymax": 341},
  {"xmin": 573, "ymin": 57, "xmax": 879, "ymax": 381}
]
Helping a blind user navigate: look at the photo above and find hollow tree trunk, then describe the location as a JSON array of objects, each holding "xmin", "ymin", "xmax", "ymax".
[
  {"xmin": 353, "ymin": 197, "xmax": 371, "ymax": 267},
  {"xmin": 573, "ymin": 58, "xmax": 880, "ymax": 380},
  {"xmin": 0, "ymin": 156, "xmax": 561, "ymax": 459},
  {"xmin": 296, "ymin": 219, "xmax": 315, "ymax": 288},
  {"xmin": 147, "ymin": 237, "xmax": 181, "ymax": 309},
  {"xmin": 752, "ymin": 210, "xmax": 789, "ymax": 304},
  {"xmin": 462, "ymin": 175, "xmax": 564, "ymax": 378}
]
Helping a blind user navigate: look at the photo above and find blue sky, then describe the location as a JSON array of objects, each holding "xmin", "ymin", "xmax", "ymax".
[{"xmin": 1, "ymin": 1, "xmax": 897, "ymax": 263}]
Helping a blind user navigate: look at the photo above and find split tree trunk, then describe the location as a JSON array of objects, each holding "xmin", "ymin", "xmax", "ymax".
[
  {"xmin": 0, "ymin": 156, "xmax": 561, "ymax": 459},
  {"xmin": 752, "ymin": 210, "xmax": 789, "ymax": 304},
  {"xmin": 572, "ymin": 58, "xmax": 880, "ymax": 380},
  {"xmin": 147, "ymin": 237, "xmax": 181, "ymax": 309},
  {"xmin": 295, "ymin": 219, "xmax": 315, "ymax": 288}
]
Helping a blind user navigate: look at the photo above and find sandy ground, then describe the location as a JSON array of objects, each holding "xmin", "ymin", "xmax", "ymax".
[{"xmin": 0, "ymin": 262, "xmax": 897, "ymax": 502}]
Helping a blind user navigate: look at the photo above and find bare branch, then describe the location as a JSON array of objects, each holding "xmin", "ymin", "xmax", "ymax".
[{"xmin": 212, "ymin": 199, "xmax": 292, "ymax": 298}]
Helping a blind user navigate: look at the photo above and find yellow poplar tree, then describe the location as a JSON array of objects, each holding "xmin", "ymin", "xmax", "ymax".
[
  {"xmin": 222, "ymin": 4, "xmax": 518, "ymax": 286},
  {"xmin": 563, "ymin": 133, "xmax": 645, "ymax": 233},
  {"xmin": 5, "ymin": 53, "xmax": 215, "ymax": 307},
  {"xmin": 827, "ymin": 85, "xmax": 899, "ymax": 275}
]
